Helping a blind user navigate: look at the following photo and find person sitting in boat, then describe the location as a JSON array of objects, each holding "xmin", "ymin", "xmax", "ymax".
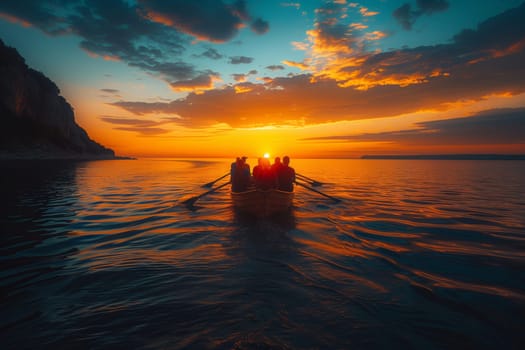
[
  {"xmin": 241, "ymin": 156, "xmax": 250, "ymax": 174},
  {"xmin": 231, "ymin": 157, "xmax": 250, "ymax": 192},
  {"xmin": 271, "ymin": 157, "xmax": 282, "ymax": 173},
  {"xmin": 253, "ymin": 157, "xmax": 277, "ymax": 190},
  {"xmin": 230, "ymin": 157, "xmax": 240, "ymax": 177},
  {"xmin": 277, "ymin": 155, "xmax": 295, "ymax": 192}
]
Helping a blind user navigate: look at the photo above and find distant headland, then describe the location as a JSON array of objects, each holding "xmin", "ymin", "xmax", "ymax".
[
  {"xmin": 0, "ymin": 38, "xmax": 126, "ymax": 160},
  {"xmin": 361, "ymin": 154, "xmax": 525, "ymax": 160}
]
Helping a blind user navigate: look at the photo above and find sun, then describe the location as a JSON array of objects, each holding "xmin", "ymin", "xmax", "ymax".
[{"xmin": 263, "ymin": 152, "xmax": 270, "ymax": 159}]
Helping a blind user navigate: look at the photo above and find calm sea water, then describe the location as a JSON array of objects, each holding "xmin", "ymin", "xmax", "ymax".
[{"xmin": 1, "ymin": 158, "xmax": 524, "ymax": 349}]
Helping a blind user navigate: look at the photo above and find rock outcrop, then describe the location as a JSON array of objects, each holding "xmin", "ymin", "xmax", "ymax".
[{"xmin": 0, "ymin": 38, "xmax": 116, "ymax": 159}]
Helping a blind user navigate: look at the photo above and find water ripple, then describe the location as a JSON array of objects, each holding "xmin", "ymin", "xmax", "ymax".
[{"xmin": 1, "ymin": 159, "xmax": 524, "ymax": 349}]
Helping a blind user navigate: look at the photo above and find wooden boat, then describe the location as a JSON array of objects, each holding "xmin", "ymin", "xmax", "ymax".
[{"xmin": 231, "ymin": 188, "xmax": 294, "ymax": 217}]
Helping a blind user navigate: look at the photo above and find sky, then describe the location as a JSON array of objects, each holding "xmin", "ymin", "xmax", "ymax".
[{"xmin": 1, "ymin": 0, "xmax": 524, "ymax": 158}]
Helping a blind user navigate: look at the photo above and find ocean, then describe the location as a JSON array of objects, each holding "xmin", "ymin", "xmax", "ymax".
[{"xmin": 1, "ymin": 158, "xmax": 524, "ymax": 349}]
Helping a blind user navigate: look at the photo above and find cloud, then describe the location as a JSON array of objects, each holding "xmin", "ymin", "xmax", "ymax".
[
  {"xmin": 0, "ymin": 0, "xmax": 71, "ymax": 34},
  {"xmin": 99, "ymin": 116, "xmax": 173, "ymax": 136},
  {"xmin": 109, "ymin": 3, "xmax": 525, "ymax": 129},
  {"xmin": 195, "ymin": 48, "xmax": 223, "ymax": 60},
  {"xmin": 359, "ymin": 7, "xmax": 379, "ymax": 17},
  {"xmin": 229, "ymin": 56, "xmax": 254, "ymax": 64},
  {"xmin": 299, "ymin": 2, "xmax": 525, "ymax": 90},
  {"xmin": 266, "ymin": 65, "xmax": 285, "ymax": 71},
  {"xmin": 137, "ymin": 0, "xmax": 260, "ymax": 43},
  {"xmin": 301, "ymin": 108, "xmax": 525, "ymax": 146},
  {"xmin": 250, "ymin": 18, "xmax": 269, "ymax": 34},
  {"xmin": 232, "ymin": 70, "xmax": 257, "ymax": 82},
  {"xmin": 393, "ymin": 0, "xmax": 449, "ymax": 30},
  {"xmin": 100, "ymin": 88, "xmax": 120, "ymax": 94},
  {"xmin": 290, "ymin": 0, "xmax": 389, "ymax": 85},
  {"xmin": 0, "ymin": 0, "xmax": 267, "ymax": 91},
  {"xmin": 232, "ymin": 74, "xmax": 247, "ymax": 82},
  {"xmin": 169, "ymin": 73, "xmax": 219, "ymax": 92},
  {"xmin": 281, "ymin": 3, "xmax": 301, "ymax": 10},
  {"xmin": 282, "ymin": 60, "xmax": 309, "ymax": 70}
]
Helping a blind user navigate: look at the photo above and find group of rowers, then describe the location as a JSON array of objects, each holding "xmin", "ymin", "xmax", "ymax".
[{"xmin": 230, "ymin": 156, "xmax": 296, "ymax": 192}]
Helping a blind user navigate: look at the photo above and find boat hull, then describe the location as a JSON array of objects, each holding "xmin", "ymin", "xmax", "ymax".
[{"xmin": 231, "ymin": 189, "xmax": 293, "ymax": 217}]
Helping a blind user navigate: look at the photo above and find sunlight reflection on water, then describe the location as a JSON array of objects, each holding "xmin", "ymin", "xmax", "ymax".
[{"xmin": 1, "ymin": 158, "xmax": 525, "ymax": 349}]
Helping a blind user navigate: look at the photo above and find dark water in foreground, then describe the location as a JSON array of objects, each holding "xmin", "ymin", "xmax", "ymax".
[{"xmin": 1, "ymin": 158, "xmax": 524, "ymax": 349}]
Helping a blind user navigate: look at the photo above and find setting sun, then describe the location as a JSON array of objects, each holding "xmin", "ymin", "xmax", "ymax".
[{"xmin": 263, "ymin": 153, "xmax": 270, "ymax": 159}]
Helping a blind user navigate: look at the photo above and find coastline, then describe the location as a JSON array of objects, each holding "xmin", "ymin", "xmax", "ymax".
[
  {"xmin": 0, "ymin": 151, "xmax": 135, "ymax": 161},
  {"xmin": 361, "ymin": 154, "xmax": 525, "ymax": 160}
]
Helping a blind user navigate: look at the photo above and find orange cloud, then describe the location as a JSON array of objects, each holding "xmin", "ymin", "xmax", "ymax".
[
  {"xmin": 234, "ymin": 83, "xmax": 254, "ymax": 94},
  {"xmin": 282, "ymin": 59, "xmax": 309, "ymax": 70},
  {"xmin": 359, "ymin": 7, "xmax": 379, "ymax": 17}
]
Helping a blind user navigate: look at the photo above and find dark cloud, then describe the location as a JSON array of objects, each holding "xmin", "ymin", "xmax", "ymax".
[
  {"xmin": 229, "ymin": 56, "xmax": 254, "ymax": 64},
  {"xmin": 417, "ymin": 0, "xmax": 449, "ymax": 13},
  {"xmin": 302, "ymin": 108, "xmax": 525, "ymax": 146},
  {"xmin": 250, "ymin": 18, "xmax": 269, "ymax": 34},
  {"xmin": 137, "ymin": 0, "xmax": 262, "ymax": 42},
  {"xmin": 232, "ymin": 73, "xmax": 247, "ymax": 82},
  {"xmin": 266, "ymin": 65, "xmax": 285, "ymax": 71},
  {"xmin": 169, "ymin": 73, "xmax": 217, "ymax": 91},
  {"xmin": 100, "ymin": 116, "xmax": 160, "ymax": 127},
  {"xmin": 392, "ymin": 4, "xmax": 413, "ymax": 30},
  {"xmin": 99, "ymin": 116, "xmax": 177, "ymax": 136},
  {"xmin": 115, "ymin": 126, "xmax": 170, "ymax": 135},
  {"xmin": 195, "ymin": 48, "xmax": 223, "ymax": 60},
  {"xmin": 0, "ymin": 0, "xmax": 71, "ymax": 34},
  {"xmin": 393, "ymin": 0, "xmax": 449, "ymax": 30},
  {"xmin": 232, "ymin": 70, "xmax": 257, "ymax": 82},
  {"xmin": 100, "ymin": 88, "xmax": 120, "ymax": 94},
  {"xmin": 0, "ymin": 0, "xmax": 192, "ymax": 82},
  {"xmin": 0, "ymin": 0, "xmax": 267, "ymax": 90}
]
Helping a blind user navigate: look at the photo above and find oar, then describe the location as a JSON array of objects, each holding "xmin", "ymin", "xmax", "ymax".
[
  {"xmin": 183, "ymin": 181, "xmax": 231, "ymax": 208},
  {"xmin": 202, "ymin": 173, "xmax": 229, "ymax": 188},
  {"xmin": 295, "ymin": 181, "xmax": 341, "ymax": 203},
  {"xmin": 296, "ymin": 173, "xmax": 324, "ymax": 187}
]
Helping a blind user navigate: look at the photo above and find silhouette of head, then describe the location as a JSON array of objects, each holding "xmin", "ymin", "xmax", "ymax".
[{"xmin": 283, "ymin": 156, "xmax": 290, "ymax": 165}]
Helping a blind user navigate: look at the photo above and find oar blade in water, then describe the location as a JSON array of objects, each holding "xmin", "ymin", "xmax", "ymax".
[{"xmin": 183, "ymin": 181, "xmax": 231, "ymax": 209}]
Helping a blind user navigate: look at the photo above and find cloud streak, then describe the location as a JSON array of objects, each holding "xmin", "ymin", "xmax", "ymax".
[
  {"xmin": 301, "ymin": 108, "xmax": 525, "ymax": 146},
  {"xmin": 100, "ymin": 116, "xmax": 181, "ymax": 136}
]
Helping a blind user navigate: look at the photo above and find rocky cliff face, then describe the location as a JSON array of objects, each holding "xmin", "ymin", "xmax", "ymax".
[{"xmin": 0, "ymin": 38, "xmax": 115, "ymax": 159}]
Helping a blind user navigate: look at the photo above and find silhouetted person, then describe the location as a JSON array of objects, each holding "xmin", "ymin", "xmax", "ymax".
[
  {"xmin": 253, "ymin": 157, "xmax": 277, "ymax": 190},
  {"xmin": 241, "ymin": 156, "xmax": 250, "ymax": 174},
  {"xmin": 252, "ymin": 158, "xmax": 262, "ymax": 179},
  {"xmin": 271, "ymin": 157, "xmax": 282, "ymax": 173},
  {"xmin": 277, "ymin": 155, "xmax": 295, "ymax": 192},
  {"xmin": 232, "ymin": 157, "xmax": 250, "ymax": 192},
  {"xmin": 230, "ymin": 157, "xmax": 240, "ymax": 178}
]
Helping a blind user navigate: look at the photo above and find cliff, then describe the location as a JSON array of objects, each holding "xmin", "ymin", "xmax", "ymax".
[{"xmin": 0, "ymin": 38, "xmax": 116, "ymax": 159}]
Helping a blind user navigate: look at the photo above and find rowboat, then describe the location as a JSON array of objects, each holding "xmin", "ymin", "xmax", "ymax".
[{"xmin": 231, "ymin": 188, "xmax": 294, "ymax": 217}]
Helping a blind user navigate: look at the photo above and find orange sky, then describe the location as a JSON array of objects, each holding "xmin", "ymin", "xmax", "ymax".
[{"xmin": 2, "ymin": 1, "xmax": 525, "ymax": 158}]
